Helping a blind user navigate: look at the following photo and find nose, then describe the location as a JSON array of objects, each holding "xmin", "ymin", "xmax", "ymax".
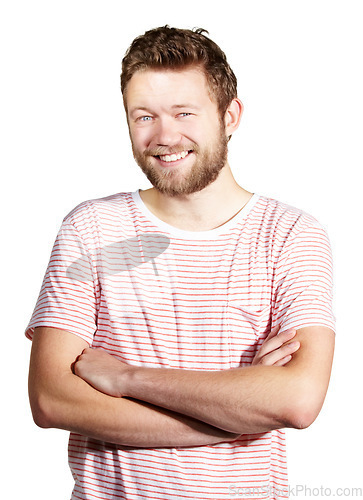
[{"xmin": 154, "ymin": 117, "xmax": 181, "ymax": 147}]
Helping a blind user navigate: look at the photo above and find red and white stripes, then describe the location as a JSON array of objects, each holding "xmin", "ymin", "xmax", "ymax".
[{"xmin": 26, "ymin": 191, "xmax": 335, "ymax": 499}]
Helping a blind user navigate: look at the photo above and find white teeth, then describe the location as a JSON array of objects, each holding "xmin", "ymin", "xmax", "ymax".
[{"xmin": 159, "ymin": 150, "xmax": 189, "ymax": 162}]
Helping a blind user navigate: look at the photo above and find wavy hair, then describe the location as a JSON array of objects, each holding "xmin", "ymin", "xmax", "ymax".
[{"xmin": 121, "ymin": 26, "xmax": 237, "ymax": 118}]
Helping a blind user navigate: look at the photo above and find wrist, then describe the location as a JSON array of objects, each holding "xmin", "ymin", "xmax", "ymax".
[{"xmin": 120, "ymin": 364, "xmax": 140, "ymax": 398}]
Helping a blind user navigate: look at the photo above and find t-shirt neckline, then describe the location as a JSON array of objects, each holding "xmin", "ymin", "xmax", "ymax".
[{"xmin": 131, "ymin": 190, "xmax": 260, "ymax": 240}]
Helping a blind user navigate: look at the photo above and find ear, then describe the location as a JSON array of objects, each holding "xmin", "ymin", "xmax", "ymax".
[{"xmin": 224, "ymin": 98, "xmax": 244, "ymax": 137}]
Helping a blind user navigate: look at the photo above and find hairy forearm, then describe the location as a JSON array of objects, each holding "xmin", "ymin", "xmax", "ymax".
[
  {"xmin": 31, "ymin": 372, "xmax": 238, "ymax": 447},
  {"xmin": 74, "ymin": 326, "xmax": 312, "ymax": 435},
  {"xmin": 103, "ymin": 327, "xmax": 333, "ymax": 435},
  {"xmin": 29, "ymin": 327, "xmax": 239, "ymax": 448},
  {"xmin": 123, "ymin": 364, "xmax": 299, "ymax": 434}
]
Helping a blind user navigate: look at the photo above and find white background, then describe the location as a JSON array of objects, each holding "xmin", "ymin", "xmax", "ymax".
[{"xmin": 1, "ymin": 1, "xmax": 362, "ymax": 498}]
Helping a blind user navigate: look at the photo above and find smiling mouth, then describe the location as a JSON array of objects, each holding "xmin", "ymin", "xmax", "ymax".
[{"xmin": 154, "ymin": 150, "xmax": 193, "ymax": 163}]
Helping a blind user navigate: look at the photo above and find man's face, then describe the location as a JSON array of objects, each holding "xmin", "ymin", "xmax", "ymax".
[{"xmin": 125, "ymin": 67, "xmax": 229, "ymax": 196}]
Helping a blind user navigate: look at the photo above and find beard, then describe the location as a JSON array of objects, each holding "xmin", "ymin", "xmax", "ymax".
[{"xmin": 131, "ymin": 125, "xmax": 229, "ymax": 197}]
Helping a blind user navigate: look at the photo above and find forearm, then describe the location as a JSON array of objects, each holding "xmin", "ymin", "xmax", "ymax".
[
  {"xmin": 124, "ymin": 364, "xmax": 297, "ymax": 434},
  {"xmin": 73, "ymin": 331, "xmax": 303, "ymax": 435},
  {"xmin": 31, "ymin": 372, "xmax": 238, "ymax": 447},
  {"xmin": 29, "ymin": 327, "xmax": 239, "ymax": 448},
  {"xmin": 119, "ymin": 327, "xmax": 333, "ymax": 435},
  {"xmin": 73, "ymin": 327, "xmax": 333, "ymax": 436}
]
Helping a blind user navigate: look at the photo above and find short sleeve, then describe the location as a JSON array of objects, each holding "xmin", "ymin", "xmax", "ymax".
[
  {"xmin": 25, "ymin": 220, "xmax": 99, "ymax": 344},
  {"xmin": 272, "ymin": 223, "xmax": 336, "ymax": 333}
]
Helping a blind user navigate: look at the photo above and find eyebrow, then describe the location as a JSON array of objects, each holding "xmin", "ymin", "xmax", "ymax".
[
  {"xmin": 171, "ymin": 104, "xmax": 201, "ymax": 110},
  {"xmin": 129, "ymin": 106, "xmax": 151, "ymax": 115}
]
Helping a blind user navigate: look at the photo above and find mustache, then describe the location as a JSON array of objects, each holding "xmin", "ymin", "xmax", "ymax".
[{"xmin": 143, "ymin": 145, "xmax": 198, "ymax": 156}]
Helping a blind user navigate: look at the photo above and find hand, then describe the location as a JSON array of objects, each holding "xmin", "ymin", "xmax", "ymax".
[
  {"xmin": 252, "ymin": 325, "xmax": 300, "ymax": 366},
  {"xmin": 73, "ymin": 348, "xmax": 132, "ymax": 397}
]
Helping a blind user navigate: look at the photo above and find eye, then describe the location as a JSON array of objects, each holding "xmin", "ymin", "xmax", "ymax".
[
  {"xmin": 139, "ymin": 116, "xmax": 152, "ymax": 122},
  {"xmin": 178, "ymin": 112, "xmax": 192, "ymax": 117}
]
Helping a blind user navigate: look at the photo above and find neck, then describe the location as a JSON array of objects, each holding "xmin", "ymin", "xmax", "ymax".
[{"xmin": 139, "ymin": 163, "xmax": 253, "ymax": 232}]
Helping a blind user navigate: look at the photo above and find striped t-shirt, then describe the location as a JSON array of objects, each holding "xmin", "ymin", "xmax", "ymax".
[{"xmin": 26, "ymin": 190, "xmax": 335, "ymax": 500}]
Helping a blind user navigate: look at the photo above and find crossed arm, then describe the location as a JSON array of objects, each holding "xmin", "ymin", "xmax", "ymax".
[{"xmin": 29, "ymin": 325, "xmax": 334, "ymax": 447}]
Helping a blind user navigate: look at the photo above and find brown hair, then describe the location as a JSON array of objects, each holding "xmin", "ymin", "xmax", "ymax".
[{"xmin": 121, "ymin": 26, "xmax": 237, "ymax": 117}]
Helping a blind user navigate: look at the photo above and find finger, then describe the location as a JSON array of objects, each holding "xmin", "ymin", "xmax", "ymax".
[
  {"xmin": 71, "ymin": 351, "xmax": 84, "ymax": 373},
  {"xmin": 264, "ymin": 324, "xmax": 281, "ymax": 342},
  {"xmin": 257, "ymin": 328, "xmax": 296, "ymax": 359},
  {"xmin": 273, "ymin": 354, "xmax": 292, "ymax": 366},
  {"xmin": 259, "ymin": 340, "xmax": 300, "ymax": 366}
]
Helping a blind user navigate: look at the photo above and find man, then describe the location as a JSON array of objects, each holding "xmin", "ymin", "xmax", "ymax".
[{"xmin": 27, "ymin": 26, "xmax": 335, "ymax": 500}]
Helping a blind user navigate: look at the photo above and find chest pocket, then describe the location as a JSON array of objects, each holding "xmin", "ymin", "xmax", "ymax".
[{"xmin": 227, "ymin": 303, "xmax": 271, "ymax": 367}]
